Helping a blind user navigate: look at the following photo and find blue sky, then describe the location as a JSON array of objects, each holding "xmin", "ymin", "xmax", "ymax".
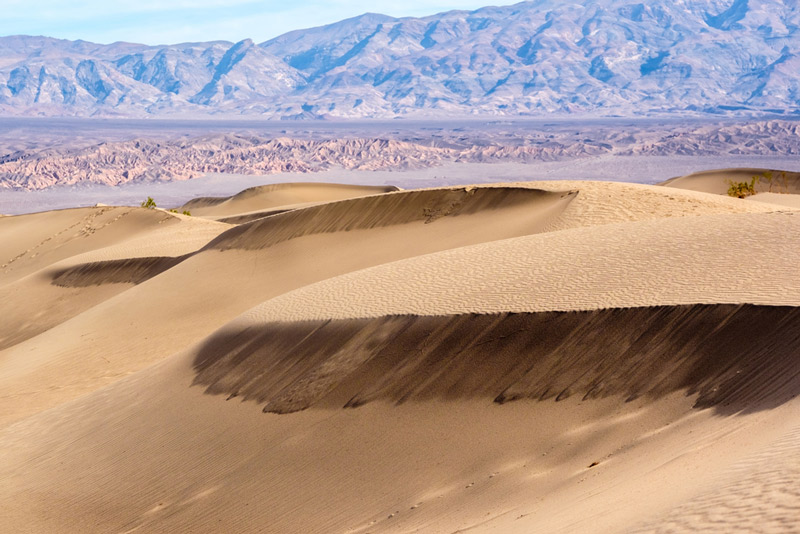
[{"xmin": 1, "ymin": 0, "xmax": 498, "ymax": 45}]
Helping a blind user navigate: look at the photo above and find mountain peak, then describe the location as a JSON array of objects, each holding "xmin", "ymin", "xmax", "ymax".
[{"xmin": 1, "ymin": 0, "xmax": 799, "ymax": 118}]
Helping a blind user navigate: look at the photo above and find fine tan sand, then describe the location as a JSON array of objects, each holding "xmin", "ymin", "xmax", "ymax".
[
  {"xmin": 2, "ymin": 177, "xmax": 800, "ymax": 533},
  {"xmin": 746, "ymin": 191, "xmax": 800, "ymax": 209}
]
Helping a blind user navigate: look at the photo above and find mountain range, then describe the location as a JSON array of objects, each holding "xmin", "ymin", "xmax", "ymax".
[
  {"xmin": 4, "ymin": 120, "xmax": 800, "ymax": 191},
  {"xmin": 1, "ymin": 0, "xmax": 799, "ymax": 118}
]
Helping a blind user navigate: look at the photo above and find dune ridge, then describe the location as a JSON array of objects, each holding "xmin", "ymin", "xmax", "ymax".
[
  {"xmin": 206, "ymin": 186, "xmax": 573, "ymax": 250},
  {"xmin": 41, "ymin": 185, "xmax": 574, "ymax": 288},
  {"xmin": 181, "ymin": 181, "xmax": 400, "ymax": 218}
]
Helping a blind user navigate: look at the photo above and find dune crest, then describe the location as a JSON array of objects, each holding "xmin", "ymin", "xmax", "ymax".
[
  {"xmin": 207, "ymin": 186, "xmax": 575, "ymax": 250},
  {"xmin": 181, "ymin": 181, "xmax": 400, "ymax": 219}
]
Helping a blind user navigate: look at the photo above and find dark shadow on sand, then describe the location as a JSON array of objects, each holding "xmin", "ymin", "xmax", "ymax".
[{"xmin": 192, "ymin": 305, "xmax": 800, "ymax": 416}]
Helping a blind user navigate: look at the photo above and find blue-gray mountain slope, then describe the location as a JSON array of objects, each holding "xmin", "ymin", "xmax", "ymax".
[{"xmin": 1, "ymin": 0, "xmax": 798, "ymax": 118}]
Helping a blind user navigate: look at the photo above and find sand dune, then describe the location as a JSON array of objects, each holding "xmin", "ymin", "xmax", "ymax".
[
  {"xmin": 0, "ymin": 185, "xmax": 575, "ymax": 425},
  {"xmin": 181, "ymin": 182, "xmax": 400, "ymax": 218},
  {"xmin": 2, "ymin": 178, "xmax": 800, "ymax": 533},
  {"xmin": 1, "ymin": 308, "xmax": 798, "ymax": 533},
  {"xmin": 0, "ymin": 208, "xmax": 228, "ymax": 352},
  {"xmin": 746, "ymin": 191, "xmax": 800, "ymax": 208},
  {"xmin": 660, "ymin": 167, "xmax": 800, "ymax": 195},
  {"xmin": 0, "ymin": 206, "xmax": 181, "ymax": 285},
  {"xmin": 523, "ymin": 178, "xmax": 778, "ymax": 230}
]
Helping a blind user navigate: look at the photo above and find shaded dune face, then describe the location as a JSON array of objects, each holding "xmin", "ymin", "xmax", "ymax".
[
  {"xmin": 50, "ymin": 255, "xmax": 189, "ymax": 287},
  {"xmin": 181, "ymin": 182, "xmax": 401, "ymax": 217},
  {"xmin": 193, "ymin": 305, "xmax": 800, "ymax": 416},
  {"xmin": 206, "ymin": 186, "xmax": 574, "ymax": 250}
]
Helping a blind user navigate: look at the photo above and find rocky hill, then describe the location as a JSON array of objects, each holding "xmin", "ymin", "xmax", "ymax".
[
  {"xmin": 1, "ymin": 0, "xmax": 799, "ymax": 118},
  {"xmin": 3, "ymin": 119, "xmax": 800, "ymax": 191},
  {"xmin": 0, "ymin": 137, "xmax": 451, "ymax": 190}
]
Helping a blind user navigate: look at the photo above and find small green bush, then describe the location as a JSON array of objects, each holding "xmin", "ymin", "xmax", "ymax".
[
  {"xmin": 167, "ymin": 208, "xmax": 191, "ymax": 216},
  {"xmin": 141, "ymin": 196, "xmax": 157, "ymax": 209},
  {"xmin": 726, "ymin": 177, "xmax": 756, "ymax": 198}
]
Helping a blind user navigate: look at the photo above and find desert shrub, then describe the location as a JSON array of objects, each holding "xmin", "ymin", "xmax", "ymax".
[
  {"xmin": 167, "ymin": 208, "xmax": 191, "ymax": 216},
  {"xmin": 756, "ymin": 170, "xmax": 790, "ymax": 194},
  {"xmin": 726, "ymin": 177, "xmax": 756, "ymax": 198},
  {"xmin": 141, "ymin": 196, "xmax": 157, "ymax": 209},
  {"xmin": 779, "ymin": 171, "xmax": 789, "ymax": 193},
  {"xmin": 758, "ymin": 171, "xmax": 774, "ymax": 192}
]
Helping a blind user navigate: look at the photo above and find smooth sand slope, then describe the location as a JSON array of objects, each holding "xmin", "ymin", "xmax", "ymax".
[{"xmin": 2, "ymin": 178, "xmax": 800, "ymax": 533}]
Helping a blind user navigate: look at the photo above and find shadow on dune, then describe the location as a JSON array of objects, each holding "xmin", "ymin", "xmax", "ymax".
[
  {"xmin": 192, "ymin": 305, "xmax": 800, "ymax": 416},
  {"xmin": 50, "ymin": 255, "xmax": 190, "ymax": 287}
]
